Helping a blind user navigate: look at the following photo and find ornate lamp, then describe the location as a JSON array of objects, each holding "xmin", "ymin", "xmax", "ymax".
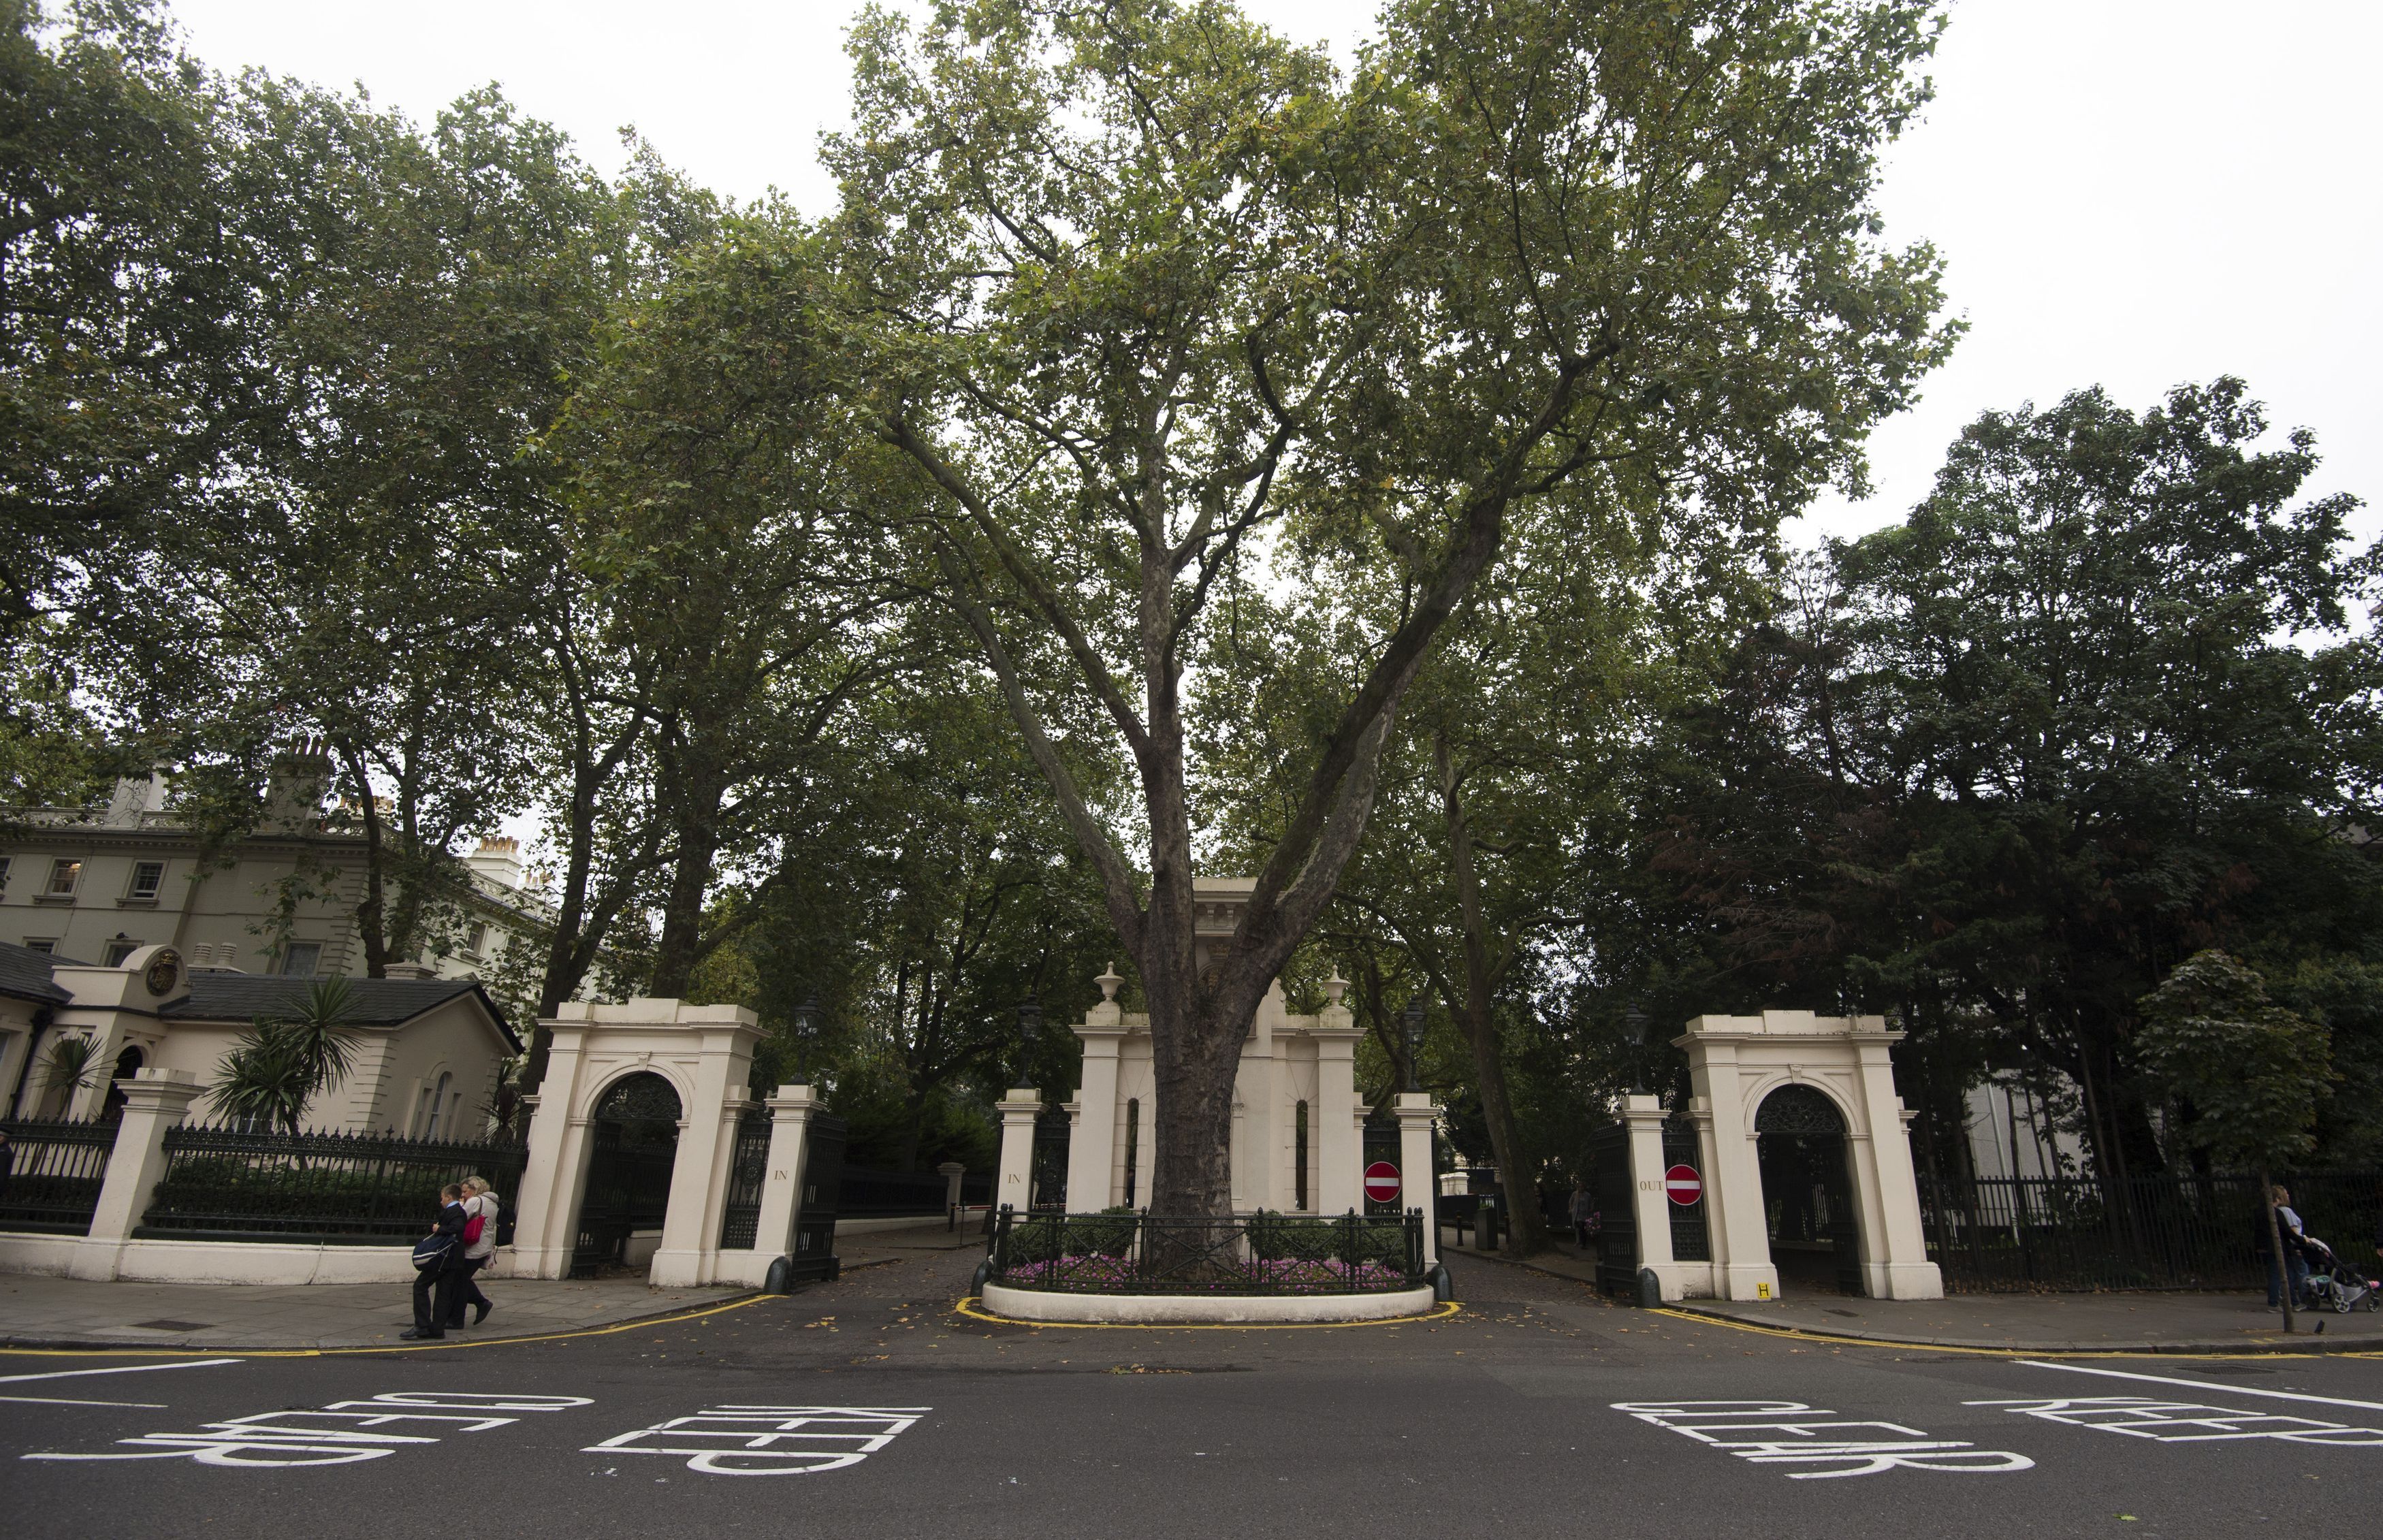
[
  {"xmin": 1622, "ymin": 1005, "xmax": 1649, "ymax": 1095},
  {"xmin": 1401, "ymin": 998, "xmax": 1426, "ymax": 1093},
  {"xmin": 1014, "ymin": 991, "xmax": 1043, "ymax": 1091},
  {"xmin": 793, "ymin": 993, "xmax": 820, "ymax": 1084}
]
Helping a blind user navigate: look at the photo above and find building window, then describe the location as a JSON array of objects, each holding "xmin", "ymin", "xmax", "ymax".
[
  {"xmin": 127, "ymin": 861, "xmax": 165, "ymax": 900},
  {"xmin": 23, "ymin": 938, "xmax": 55, "ymax": 955},
  {"xmin": 102, "ymin": 935, "xmax": 140, "ymax": 966},
  {"xmin": 1123, "ymin": 1097, "xmax": 1140, "ymax": 1208},
  {"xmin": 278, "ymin": 942, "xmax": 322, "ymax": 976},
  {"xmin": 462, "ymin": 922, "xmax": 487, "ymax": 958},
  {"xmin": 46, "ymin": 859, "xmax": 81, "ymax": 896},
  {"xmin": 424, "ymin": 1071, "xmax": 453, "ymax": 1139},
  {"xmin": 1296, "ymin": 1101, "xmax": 1311, "ymax": 1211},
  {"xmin": 0, "ymin": 856, "xmax": 11, "ymax": 892}
]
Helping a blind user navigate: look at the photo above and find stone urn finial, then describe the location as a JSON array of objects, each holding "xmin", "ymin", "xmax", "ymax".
[
  {"xmin": 1095, "ymin": 961, "xmax": 1123, "ymax": 1002},
  {"xmin": 1324, "ymin": 965, "xmax": 1349, "ymax": 1007}
]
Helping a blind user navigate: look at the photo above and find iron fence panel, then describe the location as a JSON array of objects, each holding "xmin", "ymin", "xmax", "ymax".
[
  {"xmin": 716, "ymin": 1112, "xmax": 772, "ymax": 1250},
  {"xmin": 0, "ymin": 1116, "xmax": 116, "ymax": 1235},
  {"xmin": 136, "ymin": 1124, "xmax": 527, "ymax": 1243},
  {"xmin": 1923, "ymin": 1168, "xmax": 2382, "ymax": 1293}
]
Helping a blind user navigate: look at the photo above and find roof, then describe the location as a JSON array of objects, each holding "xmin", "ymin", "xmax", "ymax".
[
  {"xmin": 0, "ymin": 940, "xmax": 71, "ymax": 1006},
  {"xmin": 165, "ymin": 974, "xmax": 520, "ymax": 1050}
]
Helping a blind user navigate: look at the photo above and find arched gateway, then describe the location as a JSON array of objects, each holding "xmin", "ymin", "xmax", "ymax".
[
  {"xmin": 1616, "ymin": 1011, "xmax": 1941, "ymax": 1302},
  {"xmin": 573, "ymin": 1071, "xmax": 683, "ymax": 1276}
]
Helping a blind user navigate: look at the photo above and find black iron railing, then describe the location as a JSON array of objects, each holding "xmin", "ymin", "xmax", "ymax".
[
  {"xmin": 0, "ymin": 1117, "xmax": 117, "ymax": 1235},
  {"xmin": 716, "ymin": 1112, "xmax": 773, "ymax": 1250},
  {"xmin": 1924, "ymin": 1168, "xmax": 2383, "ymax": 1293},
  {"xmin": 137, "ymin": 1124, "xmax": 527, "ymax": 1244},
  {"xmin": 987, "ymin": 1207, "xmax": 1426, "ymax": 1295}
]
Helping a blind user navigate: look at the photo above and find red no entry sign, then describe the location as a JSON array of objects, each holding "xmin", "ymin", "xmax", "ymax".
[
  {"xmin": 1362, "ymin": 1161, "xmax": 1402, "ymax": 1204},
  {"xmin": 1664, "ymin": 1164, "xmax": 1704, "ymax": 1206}
]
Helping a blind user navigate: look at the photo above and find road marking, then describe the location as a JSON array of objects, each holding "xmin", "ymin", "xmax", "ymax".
[
  {"xmin": 22, "ymin": 1390, "xmax": 591, "ymax": 1468},
  {"xmin": 2016, "ymin": 1360, "xmax": 2383, "ymax": 1413},
  {"xmin": 1972, "ymin": 1396, "xmax": 2383, "ymax": 1446},
  {"xmin": 586, "ymin": 1405, "xmax": 929, "ymax": 1475},
  {"xmin": 954, "ymin": 1296, "xmax": 1464, "ymax": 1330},
  {"xmin": 0, "ymin": 1360, "xmax": 242, "ymax": 1385},
  {"xmin": 0, "ymin": 1396, "xmax": 170, "ymax": 1408},
  {"xmin": 1612, "ymin": 1400, "xmax": 2034, "ymax": 1478}
]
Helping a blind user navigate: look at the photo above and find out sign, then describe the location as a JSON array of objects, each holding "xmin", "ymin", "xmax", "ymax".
[
  {"xmin": 1362, "ymin": 1161, "xmax": 1402, "ymax": 1204},
  {"xmin": 1664, "ymin": 1164, "xmax": 1704, "ymax": 1206}
]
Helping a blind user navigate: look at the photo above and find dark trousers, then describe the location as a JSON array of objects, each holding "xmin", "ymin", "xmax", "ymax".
[
  {"xmin": 412, "ymin": 1264, "xmax": 462, "ymax": 1334},
  {"xmin": 446, "ymin": 1257, "xmax": 490, "ymax": 1326},
  {"xmin": 2265, "ymin": 1251, "xmax": 2309, "ymax": 1307}
]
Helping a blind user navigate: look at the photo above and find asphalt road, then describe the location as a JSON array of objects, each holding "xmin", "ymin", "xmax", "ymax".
[{"xmin": 6, "ymin": 1247, "xmax": 2380, "ymax": 1540}]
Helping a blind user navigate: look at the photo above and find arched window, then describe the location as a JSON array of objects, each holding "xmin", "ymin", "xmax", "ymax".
[
  {"xmin": 424, "ymin": 1071, "xmax": 453, "ymax": 1140},
  {"xmin": 1123, "ymin": 1097, "xmax": 1140, "ymax": 1208},
  {"xmin": 1295, "ymin": 1100, "xmax": 1310, "ymax": 1211}
]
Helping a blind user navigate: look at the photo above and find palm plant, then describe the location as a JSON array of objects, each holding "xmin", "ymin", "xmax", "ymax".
[
  {"xmin": 206, "ymin": 976, "xmax": 361, "ymax": 1135},
  {"xmin": 37, "ymin": 1033, "xmax": 106, "ymax": 1114}
]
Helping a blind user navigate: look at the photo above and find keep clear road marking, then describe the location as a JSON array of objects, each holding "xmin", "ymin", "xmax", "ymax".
[
  {"xmin": 2015, "ymin": 1360, "xmax": 2383, "ymax": 1415},
  {"xmin": 586, "ymin": 1407, "xmax": 930, "ymax": 1476},
  {"xmin": 0, "ymin": 1359, "xmax": 242, "ymax": 1409},
  {"xmin": 1610, "ymin": 1401, "xmax": 2034, "ymax": 1479},
  {"xmin": 1970, "ymin": 1396, "xmax": 2383, "ymax": 1446},
  {"xmin": 21, "ymin": 1390, "xmax": 592, "ymax": 1468}
]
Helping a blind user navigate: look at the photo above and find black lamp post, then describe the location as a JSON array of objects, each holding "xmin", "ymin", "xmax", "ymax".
[
  {"xmin": 793, "ymin": 993, "xmax": 820, "ymax": 1084},
  {"xmin": 1622, "ymin": 1006, "xmax": 1649, "ymax": 1096},
  {"xmin": 1014, "ymin": 992, "xmax": 1043, "ymax": 1092},
  {"xmin": 1401, "ymin": 999, "xmax": 1426, "ymax": 1093}
]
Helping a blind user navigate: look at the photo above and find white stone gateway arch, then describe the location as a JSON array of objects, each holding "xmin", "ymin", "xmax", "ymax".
[
  {"xmin": 509, "ymin": 999, "xmax": 769, "ymax": 1287},
  {"xmin": 1629, "ymin": 1010, "xmax": 1941, "ymax": 1302}
]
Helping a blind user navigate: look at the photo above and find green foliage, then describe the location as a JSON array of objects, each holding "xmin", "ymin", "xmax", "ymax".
[
  {"xmin": 206, "ymin": 978, "xmax": 362, "ymax": 1135},
  {"xmin": 37, "ymin": 1033, "xmax": 105, "ymax": 1100},
  {"xmin": 1246, "ymin": 1210, "xmax": 1408, "ymax": 1266},
  {"xmin": 2136, "ymin": 950, "xmax": 2332, "ymax": 1173}
]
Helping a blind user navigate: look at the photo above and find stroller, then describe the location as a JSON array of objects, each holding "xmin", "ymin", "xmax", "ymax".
[{"xmin": 2297, "ymin": 1234, "xmax": 2379, "ymax": 1313}]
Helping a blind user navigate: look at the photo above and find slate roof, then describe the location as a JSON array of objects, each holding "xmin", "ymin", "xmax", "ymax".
[
  {"xmin": 0, "ymin": 940, "xmax": 71, "ymax": 1006},
  {"xmin": 166, "ymin": 974, "xmax": 519, "ymax": 1050}
]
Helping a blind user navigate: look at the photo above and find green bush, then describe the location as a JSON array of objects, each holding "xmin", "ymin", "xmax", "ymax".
[
  {"xmin": 1247, "ymin": 1210, "xmax": 1408, "ymax": 1266},
  {"xmin": 1072, "ymin": 1206, "xmax": 1139, "ymax": 1257}
]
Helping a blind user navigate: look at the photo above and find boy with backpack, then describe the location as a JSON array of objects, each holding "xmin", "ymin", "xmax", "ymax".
[{"xmin": 402, "ymin": 1183, "xmax": 470, "ymax": 1340}]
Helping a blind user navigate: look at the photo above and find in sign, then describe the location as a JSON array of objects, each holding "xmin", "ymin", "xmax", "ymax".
[
  {"xmin": 1664, "ymin": 1164, "xmax": 1703, "ymax": 1206},
  {"xmin": 1362, "ymin": 1161, "xmax": 1402, "ymax": 1204}
]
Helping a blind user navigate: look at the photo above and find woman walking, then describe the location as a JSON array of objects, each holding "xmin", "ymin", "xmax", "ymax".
[
  {"xmin": 402, "ymin": 1183, "xmax": 469, "ymax": 1340},
  {"xmin": 447, "ymin": 1175, "xmax": 499, "ymax": 1329}
]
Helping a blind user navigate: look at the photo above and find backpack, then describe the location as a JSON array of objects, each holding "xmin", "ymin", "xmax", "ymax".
[{"xmin": 412, "ymin": 1231, "xmax": 458, "ymax": 1272}]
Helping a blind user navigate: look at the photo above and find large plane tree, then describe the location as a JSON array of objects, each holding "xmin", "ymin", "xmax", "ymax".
[{"xmin": 831, "ymin": 0, "xmax": 1955, "ymax": 1219}]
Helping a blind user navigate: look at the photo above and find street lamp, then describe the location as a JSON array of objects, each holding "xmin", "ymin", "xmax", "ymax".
[
  {"xmin": 793, "ymin": 993, "xmax": 820, "ymax": 1085},
  {"xmin": 1622, "ymin": 1006, "xmax": 1649, "ymax": 1096},
  {"xmin": 1014, "ymin": 992, "xmax": 1043, "ymax": 1091},
  {"xmin": 1401, "ymin": 998, "xmax": 1426, "ymax": 1093}
]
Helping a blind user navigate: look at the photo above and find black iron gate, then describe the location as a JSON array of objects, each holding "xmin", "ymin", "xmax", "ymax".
[
  {"xmin": 1364, "ymin": 1123, "xmax": 1403, "ymax": 1215},
  {"xmin": 790, "ymin": 1112, "xmax": 846, "ymax": 1282},
  {"xmin": 1031, "ymin": 1108, "xmax": 1070, "ymax": 1210},
  {"xmin": 571, "ymin": 1072, "xmax": 682, "ymax": 1277},
  {"xmin": 1663, "ymin": 1122, "xmax": 1712, "ymax": 1264},
  {"xmin": 716, "ymin": 1110, "xmax": 772, "ymax": 1249}
]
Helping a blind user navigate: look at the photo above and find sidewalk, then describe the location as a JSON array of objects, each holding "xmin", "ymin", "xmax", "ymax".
[
  {"xmin": 0, "ymin": 1221, "xmax": 985, "ymax": 1351},
  {"xmin": 1442, "ymin": 1232, "xmax": 2383, "ymax": 1353}
]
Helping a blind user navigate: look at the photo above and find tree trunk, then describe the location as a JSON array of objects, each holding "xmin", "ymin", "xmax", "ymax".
[
  {"xmin": 1436, "ymin": 733, "xmax": 1547, "ymax": 1257},
  {"xmin": 335, "ymin": 741, "xmax": 390, "ymax": 978},
  {"xmin": 2262, "ymin": 1171, "xmax": 2295, "ymax": 1334}
]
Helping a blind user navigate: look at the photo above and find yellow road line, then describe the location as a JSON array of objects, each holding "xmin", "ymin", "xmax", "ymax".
[
  {"xmin": 1648, "ymin": 1306, "xmax": 2383, "ymax": 1360},
  {"xmin": 953, "ymin": 1295, "xmax": 1465, "ymax": 1330},
  {"xmin": 0, "ymin": 1292, "xmax": 782, "ymax": 1360}
]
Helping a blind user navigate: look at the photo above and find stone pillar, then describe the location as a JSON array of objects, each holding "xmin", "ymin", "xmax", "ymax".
[
  {"xmin": 651, "ymin": 1033, "xmax": 754, "ymax": 1287},
  {"xmin": 1678, "ymin": 1022, "xmax": 1778, "ymax": 1302},
  {"xmin": 1620, "ymin": 1094, "xmax": 1680, "ymax": 1297},
  {"xmin": 509, "ymin": 1086, "xmax": 594, "ymax": 1280},
  {"xmin": 938, "ymin": 1161, "xmax": 965, "ymax": 1223},
  {"xmin": 746, "ymin": 1084, "xmax": 820, "ymax": 1262},
  {"xmin": 70, "ymin": 1068, "xmax": 204, "ymax": 1281},
  {"xmin": 1853, "ymin": 1040, "xmax": 1943, "ymax": 1300},
  {"xmin": 997, "ymin": 1089, "xmax": 1044, "ymax": 1213},
  {"xmin": 1067, "ymin": 969, "xmax": 1127, "ymax": 1210},
  {"xmin": 1314, "ymin": 1012, "xmax": 1362, "ymax": 1214},
  {"xmin": 1394, "ymin": 1091, "xmax": 1440, "ymax": 1267}
]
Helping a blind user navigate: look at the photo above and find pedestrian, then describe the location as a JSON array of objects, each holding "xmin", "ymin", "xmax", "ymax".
[
  {"xmin": 2254, "ymin": 1183, "xmax": 2312, "ymax": 1308},
  {"xmin": 446, "ymin": 1175, "xmax": 498, "ymax": 1330},
  {"xmin": 1568, "ymin": 1176, "xmax": 1599, "ymax": 1248},
  {"xmin": 402, "ymin": 1182, "xmax": 469, "ymax": 1341}
]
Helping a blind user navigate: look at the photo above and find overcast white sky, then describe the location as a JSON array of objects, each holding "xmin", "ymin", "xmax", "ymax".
[{"xmin": 167, "ymin": 0, "xmax": 2380, "ymax": 549}]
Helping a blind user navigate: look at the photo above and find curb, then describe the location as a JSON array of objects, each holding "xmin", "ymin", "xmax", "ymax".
[
  {"xmin": 1662, "ymin": 1302, "xmax": 2377, "ymax": 1357},
  {"xmin": 0, "ymin": 1288, "xmax": 770, "ymax": 1354},
  {"xmin": 1444, "ymin": 1244, "xmax": 2379, "ymax": 1357}
]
